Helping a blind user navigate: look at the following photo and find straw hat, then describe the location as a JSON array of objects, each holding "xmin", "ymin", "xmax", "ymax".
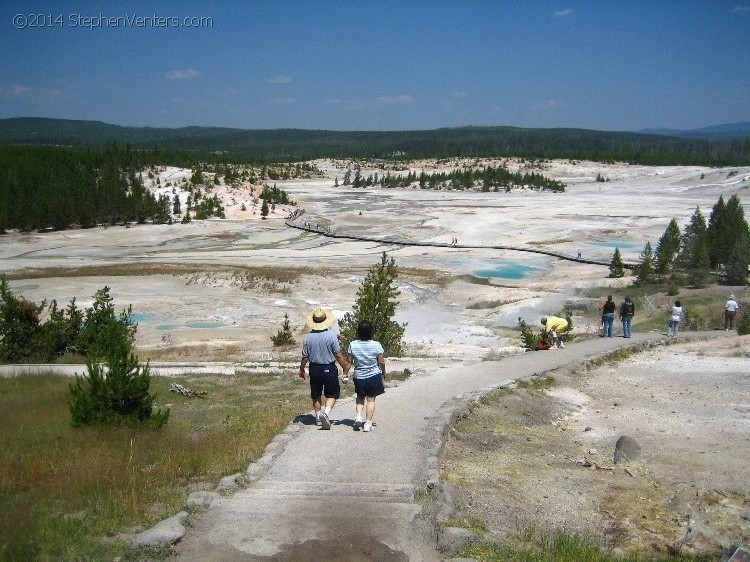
[{"xmin": 306, "ymin": 307, "xmax": 335, "ymax": 330}]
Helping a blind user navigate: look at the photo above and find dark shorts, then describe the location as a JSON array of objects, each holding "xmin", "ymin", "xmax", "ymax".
[
  {"xmin": 353, "ymin": 373, "xmax": 385, "ymax": 399},
  {"xmin": 309, "ymin": 362, "xmax": 340, "ymax": 399}
]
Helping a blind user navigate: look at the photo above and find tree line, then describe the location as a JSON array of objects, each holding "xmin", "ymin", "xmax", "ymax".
[
  {"xmin": 3, "ymin": 118, "xmax": 749, "ymax": 165},
  {"xmin": 340, "ymin": 164, "xmax": 565, "ymax": 192},
  {"xmin": 630, "ymin": 194, "xmax": 750, "ymax": 288}
]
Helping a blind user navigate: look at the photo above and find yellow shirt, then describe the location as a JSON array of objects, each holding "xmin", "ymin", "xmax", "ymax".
[{"xmin": 544, "ymin": 316, "xmax": 568, "ymax": 333}]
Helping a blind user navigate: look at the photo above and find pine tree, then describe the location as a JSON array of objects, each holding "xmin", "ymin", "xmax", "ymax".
[
  {"xmin": 680, "ymin": 207, "xmax": 710, "ymax": 287},
  {"xmin": 725, "ymin": 229, "xmax": 750, "ymax": 285},
  {"xmin": 706, "ymin": 194, "xmax": 727, "ymax": 268},
  {"xmin": 260, "ymin": 198, "xmax": 269, "ymax": 219},
  {"xmin": 339, "ymin": 252, "xmax": 406, "ymax": 357},
  {"xmin": 70, "ymin": 342, "xmax": 169, "ymax": 428},
  {"xmin": 655, "ymin": 219, "xmax": 681, "ymax": 279},
  {"xmin": 609, "ymin": 247, "xmax": 624, "ymax": 278},
  {"xmin": 634, "ymin": 241, "xmax": 655, "ymax": 285},
  {"xmin": 271, "ymin": 313, "xmax": 295, "ymax": 346}
]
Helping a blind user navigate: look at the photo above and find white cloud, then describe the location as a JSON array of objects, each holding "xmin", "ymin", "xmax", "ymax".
[
  {"xmin": 731, "ymin": 5, "xmax": 750, "ymax": 12},
  {"xmin": 1, "ymin": 83, "xmax": 31, "ymax": 96},
  {"xmin": 268, "ymin": 75, "xmax": 292, "ymax": 84},
  {"xmin": 165, "ymin": 68, "xmax": 200, "ymax": 80},
  {"xmin": 554, "ymin": 9, "xmax": 573, "ymax": 17},
  {"xmin": 377, "ymin": 94, "xmax": 414, "ymax": 105},
  {"xmin": 269, "ymin": 97, "xmax": 295, "ymax": 104},
  {"xmin": 541, "ymin": 99, "xmax": 569, "ymax": 110}
]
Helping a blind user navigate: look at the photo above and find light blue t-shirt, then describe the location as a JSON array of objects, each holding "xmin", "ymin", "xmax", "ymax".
[{"xmin": 347, "ymin": 340, "xmax": 384, "ymax": 379}]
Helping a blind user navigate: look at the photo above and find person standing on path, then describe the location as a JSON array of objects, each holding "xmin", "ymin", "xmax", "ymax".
[
  {"xmin": 299, "ymin": 307, "xmax": 349, "ymax": 429},
  {"xmin": 725, "ymin": 294, "xmax": 740, "ymax": 331},
  {"xmin": 541, "ymin": 316, "xmax": 569, "ymax": 349},
  {"xmin": 668, "ymin": 300, "xmax": 683, "ymax": 337},
  {"xmin": 345, "ymin": 319, "xmax": 386, "ymax": 432},
  {"xmin": 619, "ymin": 296, "xmax": 635, "ymax": 338},
  {"xmin": 601, "ymin": 295, "xmax": 617, "ymax": 337}
]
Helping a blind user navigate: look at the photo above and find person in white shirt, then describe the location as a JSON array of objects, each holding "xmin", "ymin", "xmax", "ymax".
[
  {"xmin": 725, "ymin": 294, "xmax": 740, "ymax": 331},
  {"xmin": 668, "ymin": 300, "xmax": 683, "ymax": 337}
]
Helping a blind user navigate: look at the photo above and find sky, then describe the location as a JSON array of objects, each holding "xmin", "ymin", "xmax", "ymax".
[{"xmin": 1, "ymin": 1, "xmax": 749, "ymax": 132}]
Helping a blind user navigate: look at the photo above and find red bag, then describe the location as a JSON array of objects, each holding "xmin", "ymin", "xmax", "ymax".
[{"xmin": 536, "ymin": 340, "xmax": 550, "ymax": 351}]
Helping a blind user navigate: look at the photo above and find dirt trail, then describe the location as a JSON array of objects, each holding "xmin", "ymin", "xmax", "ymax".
[{"xmin": 441, "ymin": 335, "xmax": 750, "ymax": 559}]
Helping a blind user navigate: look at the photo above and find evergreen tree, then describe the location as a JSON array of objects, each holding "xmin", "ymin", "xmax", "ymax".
[
  {"xmin": 706, "ymin": 194, "xmax": 727, "ymax": 268},
  {"xmin": 0, "ymin": 276, "xmax": 44, "ymax": 362},
  {"xmin": 339, "ymin": 252, "xmax": 406, "ymax": 357},
  {"xmin": 260, "ymin": 198, "xmax": 269, "ymax": 219},
  {"xmin": 634, "ymin": 241, "xmax": 655, "ymax": 286},
  {"xmin": 609, "ymin": 247, "xmax": 624, "ymax": 278},
  {"xmin": 654, "ymin": 219, "xmax": 681, "ymax": 279},
  {"xmin": 69, "ymin": 343, "xmax": 169, "ymax": 428},
  {"xmin": 342, "ymin": 169, "xmax": 351, "ymax": 186},
  {"xmin": 270, "ymin": 313, "xmax": 295, "ymax": 346},
  {"xmin": 680, "ymin": 207, "xmax": 711, "ymax": 287},
  {"xmin": 725, "ymin": 229, "xmax": 750, "ymax": 285}
]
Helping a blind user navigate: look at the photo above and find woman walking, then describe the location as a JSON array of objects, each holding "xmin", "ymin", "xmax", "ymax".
[{"xmin": 345, "ymin": 319, "xmax": 386, "ymax": 433}]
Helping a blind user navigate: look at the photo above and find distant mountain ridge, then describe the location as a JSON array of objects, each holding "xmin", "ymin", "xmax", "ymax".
[
  {"xmin": 639, "ymin": 122, "xmax": 750, "ymax": 140},
  {"xmin": 1, "ymin": 117, "xmax": 749, "ymax": 165}
]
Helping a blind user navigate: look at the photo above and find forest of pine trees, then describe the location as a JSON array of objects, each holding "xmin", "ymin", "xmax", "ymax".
[
  {"xmin": 0, "ymin": 145, "xmax": 305, "ymax": 233},
  {"xmin": 635, "ymin": 194, "xmax": 750, "ymax": 287},
  {"xmin": 341, "ymin": 164, "xmax": 565, "ymax": 192}
]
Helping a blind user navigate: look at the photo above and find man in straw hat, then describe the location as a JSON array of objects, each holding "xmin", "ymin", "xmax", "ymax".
[{"xmin": 299, "ymin": 307, "xmax": 350, "ymax": 429}]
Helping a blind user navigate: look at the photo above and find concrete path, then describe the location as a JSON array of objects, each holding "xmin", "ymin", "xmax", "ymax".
[{"xmin": 173, "ymin": 330, "xmax": 721, "ymax": 561}]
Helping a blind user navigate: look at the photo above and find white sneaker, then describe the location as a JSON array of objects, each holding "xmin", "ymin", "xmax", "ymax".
[
  {"xmin": 558, "ymin": 341, "xmax": 565, "ymax": 349},
  {"xmin": 363, "ymin": 421, "xmax": 373, "ymax": 432},
  {"xmin": 353, "ymin": 417, "xmax": 363, "ymax": 431},
  {"xmin": 320, "ymin": 412, "xmax": 331, "ymax": 430}
]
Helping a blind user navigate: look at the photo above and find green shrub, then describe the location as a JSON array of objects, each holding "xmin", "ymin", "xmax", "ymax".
[
  {"xmin": 70, "ymin": 337, "xmax": 168, "ymax": 428},
  {"xmin": 738, "ymin": 313, "xmax": 750, "ymax": 336},
  {"xmin": 518, "ymin": 317, "xmax": 542, "ymax": 351},
  {"xmin": 270, "ymin": 313, "xmax": 295, "ymax": 346}
]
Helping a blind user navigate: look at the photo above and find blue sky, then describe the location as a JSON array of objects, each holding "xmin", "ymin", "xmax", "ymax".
[{"xmin": 1, "ymin": 1, "xmax": 749, "ymax": 131}]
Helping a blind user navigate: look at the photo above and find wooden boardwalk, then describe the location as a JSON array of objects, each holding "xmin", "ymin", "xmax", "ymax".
[{"xmin": 285, "ymin": 218, "xmax": 637, "ymax": 269}]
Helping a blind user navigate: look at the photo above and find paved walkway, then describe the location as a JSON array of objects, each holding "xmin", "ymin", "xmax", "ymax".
[{"xmin": 173, "ymin": 330, "xmax": 720, "ymax": 561}]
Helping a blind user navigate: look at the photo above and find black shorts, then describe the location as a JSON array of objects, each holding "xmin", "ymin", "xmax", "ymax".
[
  {"xmin": 353, "ymin": 373, "xmax": 385, "ymax": 399},
  {"xmin": 309, "ymin": 362, "xmax": 340, "ymax": 399}
]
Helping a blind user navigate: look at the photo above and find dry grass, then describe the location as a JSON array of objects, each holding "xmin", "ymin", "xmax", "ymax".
[{"xmin": 0, "ymin": 370, "xmax": 311, "ymax": 561}]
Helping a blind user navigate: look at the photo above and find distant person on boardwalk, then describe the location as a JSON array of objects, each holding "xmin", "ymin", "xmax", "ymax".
[
  {"xmin": 667, "ymin": 300, "xmax": 683, "ymax": 337},
  {"xmin": 725, "ymin": 294, "xmax": 739, "ymax": 331},
  {"xmin": 577, "ymin": 249, "xmax": 582, "ymax": 259},
  {"xmin": 601, "ymin": 295, "xmax": 617, "ymax": 337},
  {"xmin": 299, "ymin": 308, "xmax": 349, "ymax": 429},
  {"xmin": 541, "ymin": 316, "xmax": 568, "ymax": 349},
  {"xmin": 345, "ymin": 319, "xmax": 386, "ymax": 432},
  {"xmin": 619, "ymin": 296, "xmax": 635, "ymax": 338}
]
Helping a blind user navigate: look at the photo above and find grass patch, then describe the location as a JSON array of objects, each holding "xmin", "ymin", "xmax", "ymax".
[
  {"xmin": 0, "ymin": 371, "xmax": 311, "ymax": 560},
  {"xmin": 516, "ymin": 375, "xmax": 556, "ymax": 391},
  {"xmin": 455, "ymin": 526, "xmax": 711, "ymax": 561},
  {"xmin": 413, "ymin": 486, "xmax": 437, "ymax": 503},
  {"xmin": 442, "ymin": 514, "xmax": 488, "ymax": 534},
  {"xmin": 385, "ymin": 369, "xmax": 411, "ymax": 382}
]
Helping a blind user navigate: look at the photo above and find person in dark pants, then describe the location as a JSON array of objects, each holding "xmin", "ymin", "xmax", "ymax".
[
  {"xmin": 619, "ymin": 296, "xmax": 635, "ymax": 338},
  {"xmin": 601, "ymin": 295, "xmax": 617, "ymax": 337},
  {"xmin": 345, "ymin": 319, "xmax": 386, "ymax": 432},
  {"xmin": 299, "ymin": 308, "xmax": 349, "ymax": 429}
]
